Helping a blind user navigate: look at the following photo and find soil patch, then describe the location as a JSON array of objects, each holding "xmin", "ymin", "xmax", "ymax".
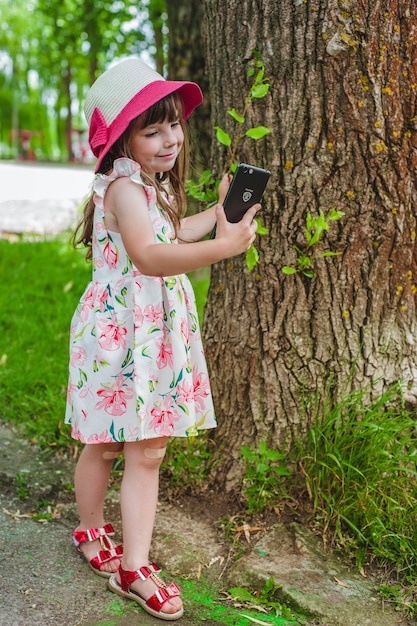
[{"xmin": 0, "ymin": 423, "xmax": 411, "ymax": 626}]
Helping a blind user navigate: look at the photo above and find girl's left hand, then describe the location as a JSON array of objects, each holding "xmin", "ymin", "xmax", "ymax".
[{"xmin": 218, "ymin": 172, "xmax": 232, "ymax": 206}]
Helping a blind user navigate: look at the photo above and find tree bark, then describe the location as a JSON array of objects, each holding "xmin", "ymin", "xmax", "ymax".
[
  {"xmin": 166, "ymin": 0, "xmax": 212, "ymax": 170},
  {"xmin": 202, "ymin": 0, "xmax": 417, "ymax": 493}
]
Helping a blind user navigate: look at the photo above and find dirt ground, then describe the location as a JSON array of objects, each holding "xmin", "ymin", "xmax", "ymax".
[{"xmin": 0, "ymin": 421, "xmax": 411, "ymax": 626}]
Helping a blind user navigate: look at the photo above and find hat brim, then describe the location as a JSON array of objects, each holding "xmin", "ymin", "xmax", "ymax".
[{"xmin": 94, "ymin": 80, "xmax": 203, "ymax": 172}]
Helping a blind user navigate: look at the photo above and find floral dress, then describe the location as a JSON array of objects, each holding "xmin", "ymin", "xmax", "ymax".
[{"xmin": 65, "ymin": 158, "xmax": 216, "ymax": 443}]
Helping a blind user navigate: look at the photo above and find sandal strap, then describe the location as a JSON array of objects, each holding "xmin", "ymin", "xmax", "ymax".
[
  {"xmin": 147, "ymin": 582, "xmax": 181, "ymax": 613},
  {"xmin": 90, "ymin": 543, "xmax": 124, "ymax": 569},
  {"xmin": 118, "ymin": 564, "xmax": 168, "ymax": 593},
  {"xmin": 73, "ymin": 523, "xmax": 115, "ymax": 546}
]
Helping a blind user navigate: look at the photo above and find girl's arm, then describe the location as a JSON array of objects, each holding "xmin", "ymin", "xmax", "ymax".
[
  {"xmin": 178, "ymin": 204, "xmax": 217, "ymax": 242},
  {"xmin": 178, "ymin": 173, "xmax": 232, "ymax": 242},
  {"xmin": 104, "ymin": 177, "xmax": 260, "ymax": 277}
]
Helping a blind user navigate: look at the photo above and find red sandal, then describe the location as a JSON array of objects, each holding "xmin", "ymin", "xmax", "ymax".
[
  {"xmin": 108, "ymin": 563, "xmax": 183, "ymax": 621},
  {"xmin": 73, "ymin": 524, "xmax": 123, "ymax": 579}
]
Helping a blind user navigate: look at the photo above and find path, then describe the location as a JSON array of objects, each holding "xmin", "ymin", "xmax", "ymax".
[{"xmin": 0, "ymin": 161, "xmax": 92, "ymax": 237}]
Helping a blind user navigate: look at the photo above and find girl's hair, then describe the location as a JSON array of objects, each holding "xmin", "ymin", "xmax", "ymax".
[{"xmin": 72, "ymin": 92, "xmax": 189, "ymax": 259}]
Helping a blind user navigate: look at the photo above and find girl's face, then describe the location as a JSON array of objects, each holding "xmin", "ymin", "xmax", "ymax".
[{"xmin": 130, "ymin": 117, "xmax": 184, "ymax": 177}]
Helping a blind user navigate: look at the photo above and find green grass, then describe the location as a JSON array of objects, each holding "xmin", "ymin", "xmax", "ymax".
[
  {"xmin": 0, "ymin": 236, "xmax": 91, "ymax": 444},
  {"xmin": 293, "ymin": 382, "xmax": 417, "ymax": 586},
  {"xmin": 238, "ymin": 382, "xmax": 417, "ymax": 616}
]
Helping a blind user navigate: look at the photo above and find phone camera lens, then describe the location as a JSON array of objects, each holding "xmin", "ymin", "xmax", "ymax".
[{"xmin": 243, "ymin": 168, "xmax": 248, "ymax": 173}]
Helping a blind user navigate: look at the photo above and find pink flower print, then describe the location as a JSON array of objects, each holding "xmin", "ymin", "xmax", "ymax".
[
  {"xmin": 71, "ymin": 421, "xmax": 84, "ymax": 442},
  {"xmin": 134, "ymin": 304, "xmax": 144, "ymax": 327},
  {"xmin": 95, "ymin": 374, "xmax": 134, "ymax": 416},
  {"xmin": 149, "ymin": 395, "xmax": 180, "ymax": 436},
  {"xmin": 155, "ymin": 333, "xmax": 173, "ymax": 369},
  {"xmin": 193, "ymin": 365, "xmax": 211, "ymax": 412},
  {"xmin": 126, "ymin": 424, "xmax": 140, "ymax": 440},
  {"xmin": 96, "ymin": 285, "xmax": 109, "ymax": 312},
  {"xmin": 70, "ymin": 346, "xmax": 87, "ymax": 367},
  {"xmin": 97, "ymin": 313, "xmax": 127, "ymax": 351},
  {"xmin": 66, "ymin": 381, "xmax": 78, "ymax": 405},
  {"xmin": 79, "ymin": 382, "xmax": 94, "ymax": 400},
  {"xmin": 95, "ymin": 257, "xmax": 104, "ymax": 269},
  {"xmin": 180, "ymin": 318, "xmax": 190, "ymax": 347},
  {"xmin": 95, "ymin": 218, "xmax": 105, "ymax": 233},
  {"xmin": 184, "ymin": 288, "xmax": 192, "ymax": 311},
  {"xmin": 86, "ymin": 429, "xmax": 113, "ymax": 443},
  {"xmin": 80, "ymin": 286, "xmax": 95, "ymax": 321},
  {"xmin": 151, "ymin": 215, "xmax": 165, "ymax": 231},
  {"xmin": 176, "ymin": 379, "xmax": 194, "ymax": 406},
  {"xmin": 93, "ymin": 192, "xmax": 104, "ymax": 210},
  {"xmin": 103, "ymin": 239, "xmax": 119, "ymax": 268},
  {"xmin": 143, "ymin": 185, "xmax": 156, "ymax": 206},
  {"xmin": 144, "ymin": 303, "xmax": 164, "ymax": 329}
]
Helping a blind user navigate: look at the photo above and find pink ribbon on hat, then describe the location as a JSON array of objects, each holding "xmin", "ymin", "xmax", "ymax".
[{"xmin": 88, "ymin": 108, "xmax": 109, "ymax": 157}]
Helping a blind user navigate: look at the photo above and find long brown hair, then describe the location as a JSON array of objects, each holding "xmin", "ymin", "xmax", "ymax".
[{"xmin": 72, "ymin": 92, "xmax": 189, "ymax": 259}]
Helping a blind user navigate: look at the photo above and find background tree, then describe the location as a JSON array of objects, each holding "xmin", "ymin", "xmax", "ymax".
[
  {"xmin": 201, "ymin": 0, "xmax": 417, "ymax": 493},
  {"xmin": 166, "ymin": 0, "xmax": 212, "ymax": 173},
  {"xmin": 0, "ymin": 0, "xmax": 42, "ymax": 156},
  {"xmin": 0, "ymin": 0, "xmax": 152, "ymax": 160}
]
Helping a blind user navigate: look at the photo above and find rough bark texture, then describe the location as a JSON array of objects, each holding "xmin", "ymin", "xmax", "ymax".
[
  {"xmin": 202, "ymin": 0, "xmax": 417, "ymax": 492},
  {"xmin": 166, "ymin": 0, "xmax": 212, "ymax": 170}
]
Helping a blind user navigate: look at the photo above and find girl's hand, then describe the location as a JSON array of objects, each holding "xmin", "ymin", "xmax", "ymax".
[
  {"xmin": 214, "ymin": 202, "xmax": 261, "ymax": 258},
  {"xmin": 218, "ymin": 172, "xmax": 232, "ymax": 206}
]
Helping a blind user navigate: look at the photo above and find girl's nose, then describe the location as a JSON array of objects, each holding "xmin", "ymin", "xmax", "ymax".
[{"xmin": 164, "ymin": 131, "xmax": 176, "ymax": 146}]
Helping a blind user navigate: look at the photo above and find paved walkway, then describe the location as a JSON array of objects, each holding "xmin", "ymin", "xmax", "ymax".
[{"xmin": 0, "ymin": 161, "xmax": 93, "ymax": 237}]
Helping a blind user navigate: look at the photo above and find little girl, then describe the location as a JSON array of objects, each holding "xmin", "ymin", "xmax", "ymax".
[{"xmin": 65, "ymin": 57, "xmax": 260, "ymax": 621}]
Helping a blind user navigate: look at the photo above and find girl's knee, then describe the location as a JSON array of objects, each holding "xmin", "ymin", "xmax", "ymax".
[
  {"xmin": 125, "ymin": 438, "xmax": 168, "ymax": 469},
  {"xmin": 102, "ymin": 443, "xmax": 124, "ymax": 460}
]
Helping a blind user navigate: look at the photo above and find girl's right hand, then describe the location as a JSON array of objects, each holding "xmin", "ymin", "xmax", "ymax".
[{"xmin": 214, "ymin": 201, "xmax": 261, "ymax": 258}]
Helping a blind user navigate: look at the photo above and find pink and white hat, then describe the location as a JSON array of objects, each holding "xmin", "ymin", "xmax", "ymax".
[{"xmin": 84, "ymin": 57, "xmax": 203, "ymax": 172}]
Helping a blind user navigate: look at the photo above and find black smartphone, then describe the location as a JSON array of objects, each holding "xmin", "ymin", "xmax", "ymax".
[
  {"xmin": 210, "ymin": 163, "xmax": 271, "ymax": 238},
  {"xmin": 223, "ymin": 163, "xmax": 271, "ymax": 223}
]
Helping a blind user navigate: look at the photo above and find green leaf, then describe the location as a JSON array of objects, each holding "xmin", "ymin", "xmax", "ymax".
[
  {"xmin": 297, "ymin": 254, "xmax": 311, "ymax": 270},
  {"xmin": 257, "ymin": 462, "xmax": 269, "ymax": 474},
  {"xmin": 227, "ymin": 108, "xmax": 244, "ymax": 124},
  {"xmin": 246, "ymin": 244, "xmax": 259, "ymax": 271},
  {"xmin": 214, "ymin": 126, "xmax": 231, "ymax": 146},
  {"xmin": 199, "ymin": 169, "xmax": 215, "ymax": 184},
  {"xmin": 228, "ymin": 587, "xmax": 256, "ymax": 602},
  {"xmin": 308, "ymin": 228, "xmax": 323, "ymax": 247},
  {"xmin": 319, "ymin": 250, "xmax": 341, "ymax": 257},
  {"xmin": 256, "ymin": 220, "xmax": 269, "ymax": 235},
  {"xmin": 282, "ymin": 266, "xmax": 297, "ymax": 275},
  {"xmin": 245, "ymin": 126, "xmax": 271, "ymax": 139},
  {"xmin": 254, "ymin": 67, "xmax": 265, "ymax": 83},
  {"xmin": 327, "ymin": 207, "xmax": 345, "ymax": 221},
  {"xmin": 251, "ymin": 83, "xmax": 270, "ymax": 98},
  {"xmin": 302, "ymin": 269, "xmax": 314, "ymax": 278}
]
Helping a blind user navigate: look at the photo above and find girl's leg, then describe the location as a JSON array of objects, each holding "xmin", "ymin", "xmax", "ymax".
[
  {"xmin": 74, "ymin": 442, "xmax": 123, "ymax": 574},
  {"xmin": 120, "ymin": 438, "xmax": 182, "ymax": 615}
]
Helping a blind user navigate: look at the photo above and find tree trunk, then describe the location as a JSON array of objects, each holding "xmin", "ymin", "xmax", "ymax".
[
  {"xmin": 166, "ymin": 0, "xmax": 212, "ymax": 170},
  {"xmin": 202, "ymin": 0, "xmax": 417, "ymax": 493},
  {"xmin": 63, "ymin": 65, "xmax": 74, "ymax": 162}
]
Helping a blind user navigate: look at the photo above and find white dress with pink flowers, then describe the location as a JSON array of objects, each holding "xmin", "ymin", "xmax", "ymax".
[{"xmin": 65, "ymin": 158, "xmax": 216, "ymax": 443}]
